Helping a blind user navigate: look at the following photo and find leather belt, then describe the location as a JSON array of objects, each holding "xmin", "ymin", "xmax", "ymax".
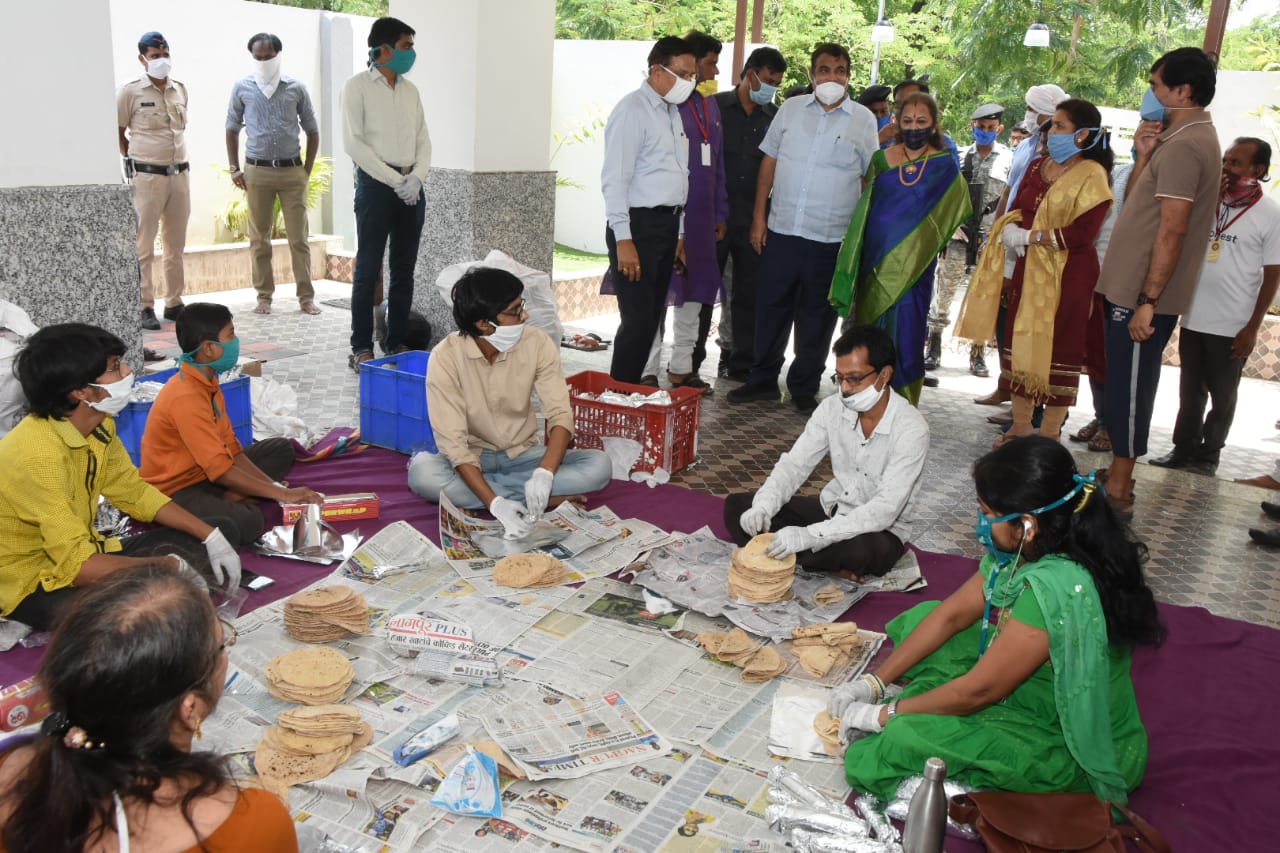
[
  {"xmin": 635, "ymin": 205, "xmax": 684, "ymax": 216},
  {"xmin": 246, "ymin": 156, "xmax": 303, "ymax": 168},
  {"xmin": 133, "ymin": 162, "xmax": 189, "ymax": 176},
  {"xmin": 386, "ymin": 163, "xmax": 415, "ymax": 175}
]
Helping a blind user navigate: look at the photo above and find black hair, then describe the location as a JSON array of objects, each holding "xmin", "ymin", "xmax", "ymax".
[
  {"xmin": 452, "ymin": 267, "xmax": 524, "ymax": 338},
  {"xmin": 744, "ymin": 46, "xmax": 786, "ymax": 75},
  {"xmin": 1056, "ymin": 98, "xmax": 1115, "ymax": 176},
  {"xmin": 0, "ymin": 566, "xmax": 232, "ymax": 853},
  {"xmin": 973, "ymin": 437, "xmax": 1165, "ymax": 648},
  {"xmin": 1151, "ymin": 46, "xmax": 1216, "ymax": 107},
  {"xmin": 647, "ymin": 36, "xmax": 694, "ymax": 68},
  {"xmin": 137, "ymin": 32, "xmax": 167, "ymax": 56},
  {"xmin": 1235, "ymin": 136, "xmax": 1273, "ymax": 181},
  {"xmin": 893, "ymin": 78, "xmax": 930, "ymax": 97},
  {"xmin": 894, "ymin": 92, "xmax": 945, "ymax": 151},
  {"xmin": 14, "ymin": 324, "xmax": 126, "ymax": 420},
  {"xmin": 683, "ymin": 30, "xmax": 722, "ymax": 60},
  {"xmin": 809, "ymin": 42, "xmax": 850, "ymax": 72},
  {"xmin": 368, "ymin": 16, "xmax": 415, "ymax": 50},
  {"xmin": 175, "ymin": 303, "xmax": 233, "ymax": 354},
  {"xmin": 832, "ymin": 324, "xmax": 896, "ymax": 372},
  {"xmin": 246, "ymin": 32, "xmax": 282, "ymax": 53}
]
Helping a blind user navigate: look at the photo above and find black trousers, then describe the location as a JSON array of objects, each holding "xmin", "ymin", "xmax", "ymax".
[
  {"xmin": 1172, "ymin": 327, "xmax": 1246, "ymax": 462},
  {"xmin": 607, "ymin": 208, "xmax": 681, "ymax": 383},
  {"xmin": 723, "ymin": 492, "xmax": 904, "ymax": 579},
  {"xmin": 169, "ymin": 438, "xmax": 297, "ymax": 546}
]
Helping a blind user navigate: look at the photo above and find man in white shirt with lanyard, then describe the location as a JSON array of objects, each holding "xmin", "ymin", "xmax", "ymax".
[{"xmin": 1151, "ymin": 138, "xmax": 1280, "ymax": 475}]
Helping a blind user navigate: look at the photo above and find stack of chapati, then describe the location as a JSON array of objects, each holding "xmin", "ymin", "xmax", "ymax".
[
  {"xmin": 791, "ymin": 622, "xmax": 863, "ymax": 678},
  {"xmin": 728, "ymin": 534, "xmax": 796, "ymax": 603},
  {"xmin": 283, "ymin": 586, "xmax": 370, "ymax": 643},
  {"xmin": 697, "ymin": 627, "xmax": 788, "ymax": 683},
  {"xmin": 493, "ymin": 552, "xmax": 566, "ymax": 589},
  {"xmin": 254, "ymin": 704, "xmax": 373, "ymax": 799},
  {"xmin": 265, "ymin": 647, "xmax": 354, "ymax": 705}
]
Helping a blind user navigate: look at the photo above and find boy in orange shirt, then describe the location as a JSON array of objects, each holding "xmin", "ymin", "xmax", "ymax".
[{"xmin": 140, "ymin": 303, "xmax": 322, "ymax": 545}]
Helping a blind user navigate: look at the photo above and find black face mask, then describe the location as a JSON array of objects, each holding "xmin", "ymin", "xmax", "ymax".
[{"xmin": 901, "ymin": 127, "xmax": 933, "ymax": 150}]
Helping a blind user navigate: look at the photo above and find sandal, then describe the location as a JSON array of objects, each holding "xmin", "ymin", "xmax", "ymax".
[
  {"xmin": 1088, "ymin": 427, "xmax": 1112, "ymax": 452},
  {"xmin": 668, "ymin": 372, "xmax": 714, "ymax": 396},
  {"xmin": 1069, "ymin": 418, "xmax": 1100, "ymax": 442},
  {"xmin": 300, "ymin": 300, "xmax": 322, "ymax": 315},
  {"xmin": 253, "ymin": 301, "xmax": 272, "ymax": 315},
  {"xmin": 348, "ymin": 350, "xmax": 374, "ymax": 373}
]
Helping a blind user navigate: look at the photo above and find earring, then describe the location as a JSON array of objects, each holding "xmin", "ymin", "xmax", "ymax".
[{"xmin": 194, "ymin": 716, "xmax": 203, "ymax": 740}]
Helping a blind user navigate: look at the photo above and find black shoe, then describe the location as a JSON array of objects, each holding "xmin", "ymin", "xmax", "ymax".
[
  {"xmin": 1262, "ymin": 501, "xmax": 1280, "ymax": 521},
  {"xmin": 922, "ymin": 374, "xmax": 940, "ymax": 388},
  {"xmin": 1188, "ymin": 458, "xmax": 1219, "ymax": 476},
  {"xmin": 162, "ymin": 303, "xmax": 184, "ymax": 322},
  {"xmin": 142, "ymin": 347, "xmax": 165, "ymax": 362},
  {"xmin": 969, "ymin": 346, "xmax": 989, "ymax": 377},
  {"xmin": 923, "ymin": 332, "xmax": 942, "ymax": 371},
  {"xmin": 1248, "ymin": 527, "xmax": 1280, "ymax": 547},
  {"xmin": 140, "ymin": 307, "xmax": 161, "ymax": 330},
  {"xmin": 727, "ymin": 381, "xmax": 780, "ymax": 404},
  {"xmin": 722, "ymin": 367, "xmax": 750, "ymax": 382},
  {"xmin": 1149, "ymin": 449, "xmax": 1195, "ymax": 469},
  {"xmin": 792, "ymin": 394, "xmax": 818, "ymax": 413}
]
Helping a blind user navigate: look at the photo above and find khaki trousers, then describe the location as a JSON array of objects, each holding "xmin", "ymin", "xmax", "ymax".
[
  {"xmin": 134, "ymin": 171, "xmax": 190, "ymax": 309},
  {"xmin": 245, "ymin": 164, "xmax": 313, "ymax": 303}
]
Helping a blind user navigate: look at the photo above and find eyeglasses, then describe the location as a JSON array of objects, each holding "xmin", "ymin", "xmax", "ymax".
[
  {"xmin": 664, "ymin": 65, "xmax": 698, "ymax": 82},
  {"xmin": 498, "ymin": 299, "xmax": 527, "ymax": 319},
  {"xmin": 217, "ymin": 618, "xmax": 239, "ymax": 654},
  {"xmin": 830, "ymin": 369, "xmax": 879, "ymax": 387}
]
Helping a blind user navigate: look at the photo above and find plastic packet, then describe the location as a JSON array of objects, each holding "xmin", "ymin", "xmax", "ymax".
[
  {"xmin": 430, "ymin": 745, "xmax": 503, "ymax": 817},
  {"xmin": 393, "ymin": 713, "xmax": 460, "ymax": 767}
]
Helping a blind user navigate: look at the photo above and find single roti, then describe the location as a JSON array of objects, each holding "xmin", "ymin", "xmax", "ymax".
[{"xmin": 741, "ymin": 646, "xmax": 787, "ymax": 683}]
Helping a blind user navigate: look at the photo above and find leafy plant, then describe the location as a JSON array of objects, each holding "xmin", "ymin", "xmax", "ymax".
[
  {"xmin": 552, "ymin": 106, "xmax": 608, "ymax": 190},
  {"xmin": 213, "ymin": 157, "xmax": 333, "ymax": 243}
]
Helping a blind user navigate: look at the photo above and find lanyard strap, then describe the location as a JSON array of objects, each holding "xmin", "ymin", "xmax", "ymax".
[
  {"xmin": 687, "ymin": 95, "xmax": 710, "ymax": 143},
  {"xmin": 1216, "ymin": 195, "xmax": 1260, "ymax": 238},
  {"xmin": 977, "ymin": 565, "xmax": 1003, "ymax": 658}
]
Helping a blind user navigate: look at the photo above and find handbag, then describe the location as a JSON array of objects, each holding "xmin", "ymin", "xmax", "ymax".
[{"xmin": 948, "ymin": 791, "xmax": 1171, "ymax": 853}]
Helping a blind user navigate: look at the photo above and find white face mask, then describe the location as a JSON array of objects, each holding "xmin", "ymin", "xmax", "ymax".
[
  {"xmin": 814, "ymin": 80, "xmax": 848, "ymax": 106},
  {"xmin": 486, "ymin": 323, "xmax": 525, "ymax": 353},
  {"xmin": 841, "ymin": 375, "xmax": 885, "ymax": 413},
  {"xmin": 146, "ymin": 57, "xmax": 172, "ymax": 80},
  {"xmin": 659, "ymin": 66, "xmax": 695, "ymax": 105},
  {"xmin": 254, "ymin": 55, "xmax": 283, "ymax": 87},
  {"xmin": 87, "ymin": 373, "xmax": 135, "ymax": 416}
]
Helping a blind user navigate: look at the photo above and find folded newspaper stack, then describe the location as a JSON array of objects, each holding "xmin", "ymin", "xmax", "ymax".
[
  {"xmin": 265, "ymin": 646, "xmax": 354, "ymax": 705},
  {"xmin": 283, "ymin": 586, "xmax": 370, "ymax": 643},
  {"xmin": 728, "ymin": 534, "xmax": 796, "ymax": 603}
]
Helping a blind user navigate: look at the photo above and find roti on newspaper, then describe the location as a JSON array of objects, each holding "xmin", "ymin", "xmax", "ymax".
[
  {"xmin": 284, "ymin": 586, "xmax": 370, "ymax": 642},
  {"xmin": 741, "ymin": 646, "xmax": 787, "ymax": 683},
  {"xmin": 493, "ymin": 552, "xmax": 566, "ymax": 588},
  {"xmin": 696, "ymin": 631, "xmax": 728, "ymax": 656},
  {"xmin": 813, "ymin": 711, "xmax": 844, "ymax": 755},
  {"xmin": 266, "ymin": 647, "xmax": 354, "ymax": 705},
  {"xmin": 794, "ymin": 643, "xmax": 842, "ymax": 678},
  {"xmin": 728, "ymin": 534, "xmax": 796, "ymax": 603},
  {"xmin": 814, "ymin": 583, "xmax": 845, "ymax": 606},
  {"xmin": 263, "ymin": 725, "xmax": 354, "ymax": 757},
  {"xmin": 254, "ymin": 740, "xmax": 346, "ymax": 787},
  {"xmin": 737, "ymin": 534, "xmax": 797, "ymax": 571},
  {"xmin": 278, "ymin": 703, "xmax": 364, "ymax": 736}
]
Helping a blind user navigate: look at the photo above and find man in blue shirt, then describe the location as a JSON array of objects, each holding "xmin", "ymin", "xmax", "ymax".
[
  {"xmin": 226, "ymin": 33, "xmax": 321, "ymax": 316},
  {"xmin": 727, "ymin": 43, "xmax": 878, "ymax": 413},
  {"xmin": 601, "ymin": 36, "xmax": 697, "ymax": 384}
]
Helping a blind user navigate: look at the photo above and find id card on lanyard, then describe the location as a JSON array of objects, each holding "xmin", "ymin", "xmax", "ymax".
[
  {"xmin": 1209, "ymin": 195, "xmax": 1260, "ymax": 263},
  {"xmin": 688, "ymin": 96, "xmax": 712, "ymax": 167}
]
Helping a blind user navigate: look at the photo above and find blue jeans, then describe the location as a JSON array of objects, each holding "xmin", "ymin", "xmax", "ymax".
[
  {"xmin": 351, "ymin": 168, "xmax": 425, "ymax": 354},
  {"xmin": 407, "ymin": 446, "xmax": 613, "ymax": 509}
]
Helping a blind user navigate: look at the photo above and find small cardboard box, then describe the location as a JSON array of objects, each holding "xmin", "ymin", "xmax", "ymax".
[
  {"xmin": 0, "ymin": 676, "xmax": 50, "ymax": 731},
  {"xmin": 282, "ymin": 492, "xmax": 380, "ymax": 524}
]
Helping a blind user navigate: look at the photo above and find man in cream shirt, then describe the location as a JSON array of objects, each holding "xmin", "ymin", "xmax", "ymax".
[{"xmin": 342, "ymin": 16, "xmax": 432, "ymax": 370}]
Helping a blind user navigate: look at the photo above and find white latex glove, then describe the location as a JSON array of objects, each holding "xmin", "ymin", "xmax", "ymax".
[
  {"xmin": 169, "ymin": 554, "xmax": 209, "ymax": 592},
  {"xmin": 202, "ymin": 528, "xmax": 242, "ymax": 591},
  {"xmin": 739, "ymin": 505, "xmax": 772, "ymax": 537},
  {"xmin": 524, "ymin": 468, "xmax": 555, "ymax": 521},
  {"xmin": 765, "ymin": 525, "xmax": 816, "ymax": 559},
  {"xmin": 827, "ymin": 674, "xmax": 882, "ymax": 719},
  {"xmin": 396, "ymin": 174, "xmax": 422, "ymax": 205},
  {"xmin": 1001, "ymin": 225, "xmax": 1030, "ymax": 257},
  {"xmin": 491, "ymin": 496, "xmax": 535, "ymax": 540},
  {"xmin": 838, "ymin": 700, "xmax": 885, "ymax": 745}
]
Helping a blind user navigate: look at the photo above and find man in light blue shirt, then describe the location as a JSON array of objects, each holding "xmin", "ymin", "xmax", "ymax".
[
  {"xmin": 601, "ymin": 36, "xmax": 696, "ymax": 383},
  {"xmin": 727, "ymin": 43, "xmax": 878, "ymax": 413}
]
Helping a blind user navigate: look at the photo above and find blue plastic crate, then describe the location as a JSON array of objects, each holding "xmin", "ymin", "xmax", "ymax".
[
  {"xmin": 116, "ymin": 368, "xmax": 254, "ymax": 468},
  {"xmin": 358, "ymin": 351, "xmax": 437, "ymax": 455}
]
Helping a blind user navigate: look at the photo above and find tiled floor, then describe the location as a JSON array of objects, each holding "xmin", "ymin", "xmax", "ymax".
[{"xmin": 165, "ymin": 281, "xmax": 1280, "ymax": 629}]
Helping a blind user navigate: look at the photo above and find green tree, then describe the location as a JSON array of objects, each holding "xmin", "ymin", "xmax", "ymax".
[{"xmin": 248, "ymin": 0, "xmax": 388, "ymax": 16}]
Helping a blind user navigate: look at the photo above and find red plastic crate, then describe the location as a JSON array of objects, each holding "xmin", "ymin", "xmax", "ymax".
[{"xmin": 566, "ymin": 371, "xmax": 701, "ymax": 474}]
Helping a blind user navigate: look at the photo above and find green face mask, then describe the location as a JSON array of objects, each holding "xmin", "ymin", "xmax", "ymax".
[
  {"xmin": 372, "ymin": 45, "xmax": 416, "ymax": 75},
  {"xmin": 180, "ymin": 336, "xmax": 240, "ymax": 374}
]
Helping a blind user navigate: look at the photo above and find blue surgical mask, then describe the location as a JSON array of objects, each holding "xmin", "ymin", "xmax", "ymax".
[
  {"xmin": 749, "ymin": 78, "xmax": 778, "ymax": 106},
  {"xmin": 1046, "ymin": 131, "xmax": 1081, "ymax": 164},
  {"xmin": 972, "ymin": 127, "xmax": 998, "ymax": 146},
  {"xmin": 876, "ymin": 113, "xmax": 893, "ymax": 131},
  {"xmin": 1139, "ymin": 88, "xmax": 1165, "ymax": 122},
  {"xmin": 373, "ymin": 46, "xmax": 416, "ymax": 76}
]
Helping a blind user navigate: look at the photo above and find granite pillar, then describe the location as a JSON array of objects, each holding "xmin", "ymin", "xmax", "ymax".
[{"xmin": 0, "ymin": 185, "xmax": 142, "ymax": 369}]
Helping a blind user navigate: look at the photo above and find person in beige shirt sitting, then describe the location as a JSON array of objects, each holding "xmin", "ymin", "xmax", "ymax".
[{"xmin": 408, "ymin": 267, "xmax": 612, "ymax": 538}]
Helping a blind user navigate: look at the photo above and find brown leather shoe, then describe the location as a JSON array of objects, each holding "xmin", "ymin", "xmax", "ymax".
[{"xmin": 973, "ymin": 388, "xmax": 1011, "ymax": 406}]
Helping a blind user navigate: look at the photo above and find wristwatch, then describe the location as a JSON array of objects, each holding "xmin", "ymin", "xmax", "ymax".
[{"xmin": 1136, "ymin": 292, "xmax": 1158, "ymax": 308}]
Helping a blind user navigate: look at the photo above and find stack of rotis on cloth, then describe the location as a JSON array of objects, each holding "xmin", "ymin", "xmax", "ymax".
[
  {"xmin": 791, "ymin": 622, "xmax": 863, "ymax": 678},
  {"xmin": 697, "ymin": 627, "xmax": 788, "ymax": 683},
  {"xmin": 254, "ymin": 704, "xmax": 374, "ymax": 800},
  {"xmin": 265, "ymin": 647, "xmax": 354, "ymax": 705},
  {"xmin": 493, "ymin": 552, "xmax": 566, "ymax": 589},
  {"xmin": 283, "ymin": 586, "xmax": 370, "ymax": 642},
  {"xmin": 728, "ymin": 533, "xmax": 796, "ymax": 603}
]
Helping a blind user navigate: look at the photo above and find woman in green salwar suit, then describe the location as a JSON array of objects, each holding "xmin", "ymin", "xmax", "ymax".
[{"xmin": 831, "ymin": 437, "xmax": 1165, "ymax": 804}]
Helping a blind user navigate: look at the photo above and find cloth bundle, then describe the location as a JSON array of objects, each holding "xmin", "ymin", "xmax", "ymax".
[
  {"xmin": 493, "ymin": 552, "xmax": 566, "ymax": 589},
  {"xmin": 729, "ymin": 534, "xmax": 796, "ymax": 603},
  {"xmin": 697, "ymin": 627, "xmax": 788, "ymax": 683},
  {"xmin": 791, "ymin": 622, "xmax": 863, "ymax": 678},
  {"xmin": 265, "ymin": 647, "xmax": 354, "ymax": 705},
  {"xmin": 254, "ymin": 704, "xmax": 372, "ymax": 801},
  {"xmin": 283, "ymin": 586, "xmax": 370, "ymax": 642}
]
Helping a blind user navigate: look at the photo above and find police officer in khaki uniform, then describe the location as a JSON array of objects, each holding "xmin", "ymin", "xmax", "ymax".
[{"xmin": 117, "ymin": 31, "xmax": 190, "ymax": 331}]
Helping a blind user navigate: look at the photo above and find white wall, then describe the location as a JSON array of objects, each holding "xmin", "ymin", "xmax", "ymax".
[
  {"xmin": 1210, "ymin": 71, "xmax": 1280, "ymax": 192},
  {"xmin": 0, "ymin": 1, "xmax": 122, "ymax": 187},
  {"xmin": 108, "ymin": 0, "xmax": 373, "ymax": 244}
]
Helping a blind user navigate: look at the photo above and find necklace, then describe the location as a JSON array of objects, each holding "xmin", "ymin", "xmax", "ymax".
[{"xmin": 899, "ymin": 150, "xmax": 929, "ymax": 187}]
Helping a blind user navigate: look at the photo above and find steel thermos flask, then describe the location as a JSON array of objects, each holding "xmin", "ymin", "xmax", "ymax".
[{"xmin": 902, "ymin": 756, "xmax": 948, "ymax": 853}]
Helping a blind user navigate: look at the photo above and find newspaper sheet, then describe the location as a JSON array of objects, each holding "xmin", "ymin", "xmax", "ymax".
[
  {"xmin": 859, "ymin": 548, "xmax": 926, "ymax": 593},
  {"xmin": 337, "ymin": 519, "xmax": 445, "ymax": 581},
  {"xmin": 556, "ymin": 576, "xmax": 686, "ymax": 636},
  {"xmin": 415, "ymin": 813, "xmax": 561, "ymax": 851},
  {"xmin": 480, "ymin": 683, "xmax": 673, "ymax": 781},
  {"xmin": 288, "ymin": 777, "xmax": 443, "ymax": 851}
]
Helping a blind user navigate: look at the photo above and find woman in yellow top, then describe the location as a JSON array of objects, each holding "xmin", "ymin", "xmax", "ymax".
[{"xmin": 957, "ymin": 99, "xmax": 1114, "ymax": 443}]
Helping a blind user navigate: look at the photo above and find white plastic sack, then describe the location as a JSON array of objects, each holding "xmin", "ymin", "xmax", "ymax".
[
  {"xmin": 0, "ymin": 299, "xmax": 38, "ymax": 438},
  {"xmin": 250, "ymin": 376, "xmax": 311, "ymax": 444},
  {"xmin": 435, "ymin": 249, "xmax": 562, "ymax": 343}
]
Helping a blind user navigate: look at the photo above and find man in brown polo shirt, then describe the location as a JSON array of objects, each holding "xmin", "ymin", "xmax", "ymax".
[
  {"xmin": 117, "ymin": 31, "xmax": 190, "ymax": 332},
  {"xmin": 1095, "ymin": 47, "xmax": 1220, "ymax": 514}
]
